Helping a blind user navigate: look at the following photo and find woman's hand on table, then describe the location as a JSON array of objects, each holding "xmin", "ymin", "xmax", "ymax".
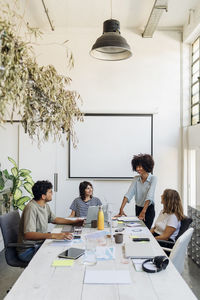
[
  {"xmin": 114, "ymin": 210, "xmax": 127, "ymax": 217},
  {"xmin": 138, "ymin": 210, "xmax": 146, "ymax": 221}
]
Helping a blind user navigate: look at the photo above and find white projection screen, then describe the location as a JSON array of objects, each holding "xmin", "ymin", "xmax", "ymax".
[{"xmin": 69, "ymin": 114, "xmax": 153, "ymax": 179}]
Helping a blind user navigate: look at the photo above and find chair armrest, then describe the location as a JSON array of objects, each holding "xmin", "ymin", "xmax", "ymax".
[
  {"xmin": 162, "ymin": 247, "xmax": 173, "ymax": 253},
  {"xmin": 8, "ymin": 242, "xmax": 38, "ymax": 248},
  {"xmin": 157, "ymin": 239, "xmax": 174, "ymax": 248}
]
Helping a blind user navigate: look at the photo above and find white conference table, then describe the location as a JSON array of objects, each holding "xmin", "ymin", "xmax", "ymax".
[{"xmin": 5, "ymin": 220, "xmax": 197, "ymax": 300}]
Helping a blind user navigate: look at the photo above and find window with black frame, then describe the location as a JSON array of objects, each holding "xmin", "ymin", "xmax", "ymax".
[{"xmin": 191, "ymin": 37, "xmax": 200, "ymax": 125}]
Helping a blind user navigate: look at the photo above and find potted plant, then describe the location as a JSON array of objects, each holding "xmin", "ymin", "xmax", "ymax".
[
  {"xmin": 0, "ymin": 1, "xmax": 83, "ymax": 146},
  {"xmin": 0, "ymin": 157, "xmax": 34, "ymax": 213}
]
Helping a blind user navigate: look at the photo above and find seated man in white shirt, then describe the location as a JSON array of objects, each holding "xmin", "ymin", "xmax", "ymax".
[
  {"xmin": 18, "ymin": 180, "xmax": 83, "ymax": 263},
  {"xmin": 150, "ymin": 189, "xmax": 184, "ymax": 242}
]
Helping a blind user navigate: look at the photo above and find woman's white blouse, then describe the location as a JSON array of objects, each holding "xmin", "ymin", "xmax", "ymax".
[{"xmin": 154, "ymin": 210, "xmax": 181, "ymax": 241}]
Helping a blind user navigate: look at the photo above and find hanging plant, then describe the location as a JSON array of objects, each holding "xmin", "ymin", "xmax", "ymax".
[{"xmin": 0, "ymin": 1, "xmax": 83, "ymax": 145}]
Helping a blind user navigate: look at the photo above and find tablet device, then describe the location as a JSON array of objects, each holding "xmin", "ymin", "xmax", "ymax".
[{"xmin": 58, "ymin": 247, "xmax": 85, "ymax": 259}]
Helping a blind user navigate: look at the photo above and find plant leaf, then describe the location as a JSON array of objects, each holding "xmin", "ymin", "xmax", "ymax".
[
  {"xmin": 16, "ymin": 196, "xmax": 30, "ymax": 206},
  {"xmin": 13, "ymin": 188, "xmax": 22, "ymax": 201},
  {"xmin": 24, "ymin": 175, "xmax": 34, "ymax": 185},
  {"xmin": 19, "ymin": 169, "xmax": 31, "ymax": 175},
  {"xmin": 17, "ymin": 204, "xmax": 26, "ymax": 211},
  {"xmin": 24, "ymin": 182, "xmax": 33, "ymax": 194},
  {"xmin": 8, "ymin": 157, "xmax": 18, "ymax": 168},
  {"xmin": 0, "ymin": 171, "xmax": 5, "ymax": 190},
  {"xmin": 11, "ymin": 167, "xmax": 18, "ymax": 177},
  {"xmin": 3, "ymin": 169, "xmax": 10, "ymax": 179},
  {"xmin": 16, "ymin": 179, "xmax": 22, "ymax": 188}
]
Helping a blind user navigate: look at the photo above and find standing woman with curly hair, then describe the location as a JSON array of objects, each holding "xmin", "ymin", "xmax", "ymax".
[
  {"xmin": 150, "ymin": 189, "xmax": 184, "ymax": 241},
  {"xmin": 116, "ymin": 154, "xmax": 157, "ymax": 229}
]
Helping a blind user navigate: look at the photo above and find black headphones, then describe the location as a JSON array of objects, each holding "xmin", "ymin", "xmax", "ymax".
[{"xmin": 142, "ymin": 256, "xmax": 169, "ymax": 273}]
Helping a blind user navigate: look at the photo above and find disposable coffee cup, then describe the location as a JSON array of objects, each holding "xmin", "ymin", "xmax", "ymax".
[
  {"xmin": 91, "ymin": 219, "xmax": 97, "ymax": 228},
  {"xmin": 114, "ymin": 233, "xmax": 123, "ymax": 244}
]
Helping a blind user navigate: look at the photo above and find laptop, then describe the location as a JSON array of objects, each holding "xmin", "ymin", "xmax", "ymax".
[
  {"xmin": 124, "ymin": 241, "xmax": 156, "ymax": 259},
  {"xmin": 85, "ymin": 205, "xmax": 109, "ymax": 225}
]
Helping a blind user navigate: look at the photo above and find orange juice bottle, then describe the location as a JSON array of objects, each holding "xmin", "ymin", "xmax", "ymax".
[{"xmin": 97, "ymin": 206, "xmax": 104, "ymax": 230}]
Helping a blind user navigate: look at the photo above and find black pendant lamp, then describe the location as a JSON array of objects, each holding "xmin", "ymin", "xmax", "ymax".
[{"xmin": 90, "ymin": 19, "xmax": 132, "ymax": 61}]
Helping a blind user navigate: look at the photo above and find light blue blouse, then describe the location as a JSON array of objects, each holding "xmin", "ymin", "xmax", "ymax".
[{"xmin": 124, "ymin": 173, "xmax": 157, "ymax": 207}]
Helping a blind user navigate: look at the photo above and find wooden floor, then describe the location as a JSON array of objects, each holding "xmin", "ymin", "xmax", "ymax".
[{"xmin": 0, "ymin": 250, "xmax": 199, "ymax": 300}]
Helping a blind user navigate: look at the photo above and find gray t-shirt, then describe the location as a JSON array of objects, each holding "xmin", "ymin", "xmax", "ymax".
[
  {"xmin": 18, "ymin": 199, "xmax": 56, "ymax": 251},
  {"xmin": 70, "ymin": 196, "xmax": 102, "ymax": 217}
]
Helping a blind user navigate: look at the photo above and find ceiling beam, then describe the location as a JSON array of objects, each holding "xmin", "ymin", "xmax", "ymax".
[{"xmin": 142, "ymin": 0, "xmax": 168, "ymax": 38}]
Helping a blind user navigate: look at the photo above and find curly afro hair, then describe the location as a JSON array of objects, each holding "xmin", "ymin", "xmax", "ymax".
[{"xmin": 131, "ymin": 154, "xmax": 154, "ymax": 173}]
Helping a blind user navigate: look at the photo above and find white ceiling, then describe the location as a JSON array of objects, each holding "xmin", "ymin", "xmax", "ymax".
[{"xmin": 19, "ymin": 0, "xmax": 199, "ymax": 30}]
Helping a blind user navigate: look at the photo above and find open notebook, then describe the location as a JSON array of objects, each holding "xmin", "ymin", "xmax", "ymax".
[{"xmin": 124, "ymin": 241, "xmax": 155, "ymax": 259}]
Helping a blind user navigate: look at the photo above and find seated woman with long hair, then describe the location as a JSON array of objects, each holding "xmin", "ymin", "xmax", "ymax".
[
  {"xmin": 150, "ymin": 189, "xmax": 184, "ymax": 242},
  {"xmin": 69, "ymin": 181, "xmax": 102, "ymax": 217}
]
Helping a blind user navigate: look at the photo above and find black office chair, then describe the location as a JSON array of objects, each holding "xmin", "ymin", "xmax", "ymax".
[
  {"xmin": 0, "ymin": 210, "xmax": 38, "ymax": 268},
  {"xmin": 157, "ymin": 216, "xmax": 193, "ymax": 252}
]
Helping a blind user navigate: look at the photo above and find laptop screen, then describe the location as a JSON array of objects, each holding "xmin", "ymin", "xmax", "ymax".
[{"xmin": 85, "ymin": 205, "xmax": 108, "ymax": 224}]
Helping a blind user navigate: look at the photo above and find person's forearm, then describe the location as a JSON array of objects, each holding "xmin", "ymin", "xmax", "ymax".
[
  {"xmin": 155, "ymin": 234, "xmax": 170, "ymax": 241},
  {"xmin": 142, "ymin": 200, "xmax": 150, "ymax": 213},
  {"xmin": 150, "ymin": 227, "xmax": 155, "ymax": 233},
  {"xmin": 119, "ymin": 197, "xmax": 128, "ymax": 213},
  {"xmin": 69, "ymin": 211, "xmax": 75, "ymax": 217},
  {"xmin": 53, "ymin": 217, "xmax": 75, "ymax": 225},
  {"xmin": 24, "ymin": 231, "xmax": 73, "ymax": 241},
  {"xmin": 24, "ymin": 232, "xmax": 52, "ymax": 240}
]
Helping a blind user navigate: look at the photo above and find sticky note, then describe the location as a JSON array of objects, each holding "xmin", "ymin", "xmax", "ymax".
[{"xmin": 52, "ymin": 259, "xmax": 74, "ymax": 267}]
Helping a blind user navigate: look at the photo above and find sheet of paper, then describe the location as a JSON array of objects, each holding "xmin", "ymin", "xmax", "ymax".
[
  {"xmin": 85, "ymin": 230, "xmax": 108, "ymax": 239},
  {"xmin": 131, "ymin": 258, "xmax": 157, "ymax": 272},
  {"xmin": 52, "ymin": 259, "xmax": 74, "ymax": 267},
  {"xmin": 49, "ymin": 240, "xmax": 72, "ymax": 247},
  {"xmin": 117, "ymin": 216, "xmax": 139, "ymax": 222},
  {"xmin": 84, "ymin": 270, "xmax": 131, "ymax": 284},
  {"xmin": 65, "ymin": 217, "xmax": 85, "ymax": 221},
  {"xmin": 95, "ymin": 246, "xmax": 115, "ymax": 260},
  {"xmin": 126, "ymin": 223, "xmax": 142, "ymax": 227}
]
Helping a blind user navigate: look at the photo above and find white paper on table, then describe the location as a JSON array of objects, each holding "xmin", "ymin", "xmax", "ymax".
[
  {"xmin": 131, "ymin": 258, "xmax": 148, "ymax": 271},
  {"xmin": 95, "ymin": 246, "xmax": 115, "ymax": 260},
  {"xmin": 132, "ymin": 258, "xmax": 157, "ymax": 272},
  {"xmin": 126, "ymin": 223, "xmax": 142, "ymax": 227},
  {"xmin": 65, "ymin": 217, "xmax": 85, "ymax": 221},
  {"xmin": 85, "ymin": 230, "xmax": 108, "ymax": 239},
  {"xmin": 49, "ymin": 240, "xmax": 72, "ymax": 246},
  {"xmin": 117, "ymin": 216, "xmax": 139, "ymax": 222},
  {"xmin": 84, "ymin": 270, "xmax": 131, "ymax": 284}
]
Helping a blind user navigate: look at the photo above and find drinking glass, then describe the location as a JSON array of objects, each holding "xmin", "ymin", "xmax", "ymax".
[{"xmin": 82, "ymin": 237, "xmax": 97, "ymax": 266}]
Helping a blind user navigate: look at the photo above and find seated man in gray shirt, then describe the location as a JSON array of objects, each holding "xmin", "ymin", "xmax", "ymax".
[{"xmin": 18, "ymin": 180, "xmax": 83, "ymax": 263}]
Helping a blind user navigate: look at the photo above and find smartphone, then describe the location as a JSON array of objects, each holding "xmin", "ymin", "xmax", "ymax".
[
  {"xmin": 73, "ymin": 235, "xmax": 81, "ymax": 239},
  {"xmin": 115, "ymin": 228, "xmax": 124, "ymax": 232},
  {"xmin": 58, "ymin": 247, "xmax": 85, "ymax": 259},
  {"xmin": 132, "ymin": 238, "xmax": 150, "ymax": 242}
]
